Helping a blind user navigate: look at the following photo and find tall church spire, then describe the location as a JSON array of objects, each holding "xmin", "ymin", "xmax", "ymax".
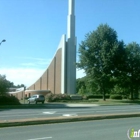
[
  {"xmin": 67, "ymin": 0, "xmax": 75, "ymax": 39},
  {"xmin": 66, "ymin": 0, "xmax": 76, "ymax": 94},
  {"xmin": 68, "ymin": 0, "xmax": 75, "ymax": 15}
]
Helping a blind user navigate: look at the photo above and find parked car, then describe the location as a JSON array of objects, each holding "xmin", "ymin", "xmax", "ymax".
[{"xmin": 27, "ymin": 94, "xmax": 45, "ymax": 104}]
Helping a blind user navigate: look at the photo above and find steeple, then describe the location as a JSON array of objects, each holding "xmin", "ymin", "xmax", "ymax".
[
  {"xmin": 68, "ymin": 0, "xmax": 75, "ymax": 15},
  {"xmin": 65, "ymin": 0, "xmax": 76, "ymax": 94},
  {"xmin": 67, "ymin": 0, "xmax": 75, "ymax": 39}
]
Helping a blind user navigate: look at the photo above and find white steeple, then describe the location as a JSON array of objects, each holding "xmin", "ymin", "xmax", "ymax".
[
  {"xmin": 67, "ymin": 0, "xmax": 75, "ymax": 39},
  {"xmin": 66, "ymin": 0, "xmax": 76, "ymax": 94},
  {"xmin": 68, "ymin": 0, "xmax": 75, "ymax": 15}
]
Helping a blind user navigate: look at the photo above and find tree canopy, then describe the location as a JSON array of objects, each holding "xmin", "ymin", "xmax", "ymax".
[
  {"xmin": 125, "ymin": 42, "xmax": 140, "ymax": 99},
  {"xmin": 0, "ymin": 74, "xmax": 26, "ymax": 95},
  {"xmin": 77, "ymin": 24, "xmax": 140, "ymax": 100},
  {"xmin": 0, "ymin": 75, "xmax": 10, "ymax": 95}
]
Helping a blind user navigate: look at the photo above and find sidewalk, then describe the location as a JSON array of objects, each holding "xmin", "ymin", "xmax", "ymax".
[{"xmin": 46, "ymin": 103, "xmax": 99, "ymax": 107}]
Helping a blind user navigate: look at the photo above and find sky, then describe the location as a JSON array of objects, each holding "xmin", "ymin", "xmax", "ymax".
[{"xmin": 0, "ymin": 0, "xmax": 140, "ymax": 87}]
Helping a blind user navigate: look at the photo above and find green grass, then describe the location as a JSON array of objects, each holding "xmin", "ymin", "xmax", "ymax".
[
  {"xmin": 96, "ymin": 99, "xmax": 140, "ymax": 105},
  {"xmin": 45, "ymin": 98, "xmax": 140, "ymax": 105}
]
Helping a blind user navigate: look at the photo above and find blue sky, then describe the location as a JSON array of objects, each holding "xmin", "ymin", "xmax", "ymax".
[{"xmin": 0, "ymin": 0, "xmax": 140, "ymax": 87}]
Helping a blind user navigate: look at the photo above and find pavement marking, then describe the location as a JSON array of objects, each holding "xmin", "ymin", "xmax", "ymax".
[
  {"xmin": 42, "ymin": 111, "xmax": 56, "ymax": 114},
  {"xmin": 66, "ymin": 104, "xmax": 99, "ymax": 107},
  {"xmin": 63, "ymin": 114, "xmax": 78, "ymax": 117},
  {"xmin": 27, "ymin": 137, "xmax": 52, "ymax": 140},
  {"xmin": 96, "ymin": 109, "xmax": 132, "ymax": 113}
]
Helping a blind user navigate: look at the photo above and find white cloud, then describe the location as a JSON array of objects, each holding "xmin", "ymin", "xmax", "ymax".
[
  {"xmin": 21, "ymin": 63, "xmax": 36, "ymax": 66},
  {"xmin": 76, "ymin": 69, "xmax": 86, "ymax": 79},
  {"xmin": 0, "ymin": 68, "xmax": 44, "ymax": 87},
  {"xmin": 16, "ymin": 57, "xmax": 49, "ymax": 61},
  {"xmin": 16, "ymin": 57, "xmax": 51, "ymax": 68},
  {"xmin": 0, "ymin": 67, "xmax": 86, "ymax": 88}
]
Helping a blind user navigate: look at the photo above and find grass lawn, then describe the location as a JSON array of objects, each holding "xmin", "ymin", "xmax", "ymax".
[
  {"xmin": 95, "ymin": 99, "xmax": 140, "ymax": 105},
  {"xmin": 42, "ymin": 99, "xmax": 140, "ymax": 105}
]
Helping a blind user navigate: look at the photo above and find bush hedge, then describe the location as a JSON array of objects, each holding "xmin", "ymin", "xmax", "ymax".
[
  {"xmin": 85, "ymin": 94, "xmax": 110, "ymax": 99},
  {"xmin": 0, "ymin": 95, "xmax": 21, "ymax": 105},
  {"xmin": 110, "ymin": 94, "xmax": 122, "ymax": 100}
]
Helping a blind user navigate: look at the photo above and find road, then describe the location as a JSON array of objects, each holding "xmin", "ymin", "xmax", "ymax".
[
  {"xmin": 0, "ymin": 104, "xmax": 140, "ymax": 121},
  {"xmin": 0, "ymin": 117, "xmax": 140, "ymax": 140}
]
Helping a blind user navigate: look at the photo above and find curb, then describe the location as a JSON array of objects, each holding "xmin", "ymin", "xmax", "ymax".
[{"xmin": 1, "ymin": 112, "xmax": 140, "ymax": 128}]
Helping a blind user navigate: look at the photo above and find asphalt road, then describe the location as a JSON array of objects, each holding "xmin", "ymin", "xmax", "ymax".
[
  {"xmin": 0, "ymin": 117, "xmax": 140, "ymax": 140},
  {"xmin": 0, "ymin": 104, "xmax": 140, "ymax": 121}
]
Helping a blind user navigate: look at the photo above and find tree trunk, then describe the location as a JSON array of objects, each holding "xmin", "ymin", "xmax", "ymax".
[
  {"xmin": 130, "ymin": 85, "xmax": 134, "ymax": 100},
  {"xmin": 99, "ymin": 81, "xmax": 106, "ymax": 101},
  {"xmin": 135, "ymin": 85, "xmax": 139, "ymax": 99},
  {"xmin": 102, "ymin": 84, "xmax": 106, "ymax": 101}
]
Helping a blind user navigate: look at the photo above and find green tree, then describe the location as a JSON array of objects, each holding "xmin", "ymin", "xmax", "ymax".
[
  {"xmin": 125, "ymin": 42, "xmax": 140, "ymax": 99},
  {"xmin": 76, "ymin": 77, "xmax": 87, "ymax": 93},
  {"xmin": 77, "ymin": 24, "xmax": 125, "ymax": 100},
  {"xmin": 0, "ymin": 75, "xmax": 10, "ymax": 95},
  {"xmin": 78, "ymin": 85, "xmax": 86, "ymax": 95},
  {"xmin": 76, "ymin": 76, "xmax": 99, "ymax": 95}
]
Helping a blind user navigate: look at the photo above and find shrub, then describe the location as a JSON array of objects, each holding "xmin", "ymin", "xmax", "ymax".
[
  {"xmin": 46, "ymin": 93, "xmax": 53, "ymax": 102},
  {"xmin": 46, "ymin": 93, "xmax": 71, "ymax": 102},
  {"xmin": 86, "ymin": 94, "xmax": 110, "ymax": 99},
  {"xmin": 110, "ymin": 94, "xmax": 122, "ymax": 100},
  {"xmin": 0, "ymin": 95, "xmax": 21, "ymax": 105}
]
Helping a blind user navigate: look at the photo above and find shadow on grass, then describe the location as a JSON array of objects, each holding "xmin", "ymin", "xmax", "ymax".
[
  {"xmin": 97, "ymin": 99, "xmax": 140, "ymax": 105},
  {"xmin": 118, "ymin": 100, "xmax": 140, "ymax": 104}
]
